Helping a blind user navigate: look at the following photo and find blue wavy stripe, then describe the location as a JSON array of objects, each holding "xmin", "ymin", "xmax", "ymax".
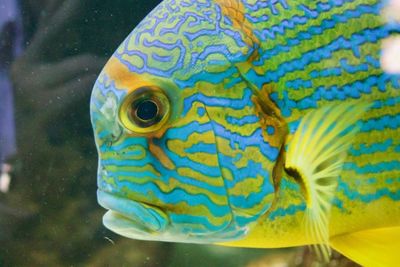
[
  {"xmin": 285, "ymin": 78, "xmax": 313, "ymax": 90},
  {"xmin": 166, "ymin": 121, "xmax": 215, "ymax": 141},
  {"xmin": 349, "ymin": 139, "xmax": 393, "ymax": 156},
  {"xmin": 176, "ymin": 65, "xmax": 241, "ymax": 89},
  {"xmin": 255, "ymin": 3, "xmax": 379, "ymax": 64},
  {"xmin": 102, "ymin": 158, "xmax": 152, "ymax": 168},
  {"xmin": 165, "ymin": 2, "xmax": 180, "ymax": 13},
  {"xmin": 111, "ymin": 170, "xmax": 159, "ymax": 179},
  {"xmin": 217, "ymin": 155, "xmax": 274, "ymax": 210},
  {"xmin": 103, "ymin": 148, "xmax": 221, "ymax": 179},
  {"xmin": 102, "ymin": 137, "xmax": 146, "ymax": 152},
  {"xmin": 212, "ymin": 122, "xmax": 280, "ymax": 161},
  {"xmin": 117, "ymin": 150, "xmax": 146, "ymax": 157},
  {"xmin": 132, "ymin": 12, "xmax": 168, "ymax": 41},
  {"xmin": 182, "ymin": 3, "xmax": 221, "ymax": 42},
  {"xmin": 343, "ymin": 160, "xmax": 400, "ymax": 174},
  {"xmin": 116, "ymin": 39, "xmax": 186, "ymax": 78},
  {"xmin": 226, "ymin": 114, "xmax": 259, "ymax": 126},
  {"xmin": 218, "ymin": 154, "xmax": 271, "ymax": 186},
  {"xmin": 117, "ymin": 180, "xmax": 230, "ymax": 218},
  {"xmin": 166, "ymin": 150, "xmax": 221, "ymax": 175},
  {"xmin": 110, "ymin": 167, "xmax": 227, "ymax": 196},
  {"xmin": 361, "ymin": 113, "xmax": 400, "ymax": 132},
  {"xmin": 245, "ymin": 13, "xmax": 269, "ymax": 24},
  {"xmin": 169, "ymin": 214, "xmax": 229, "ymax": 233},
  {"xmin": 229, "ymin": 189, "xmax": 273, "ymax": 211},
  {"xmin": 93, "ymin": 76, "xmax": 127, "ymax": 100},
  {"xmin": 159, "ymin": 15, "xmax": 187, "ymax": 36},
  {"xmin": 151, "ymin": 53, "xmax": 173, "ymax": 62},
  {"xmin": 287, "ymin": 56, "xmax": 379, "ymax": 90},
  {"xmin": 197, "ymin": 44, "xmax": 244, "ymax": 61},
  {"xmin": 155, "ymin": 134, "xmax": 223, "ymax": 177},
  {"xmin": 183, "ymin": 88, "xmax": 253, "ymax": 115},
  {"xmin": 294, "ymin": 74, "xmax": 399, "ymax": 111},
  {"xmin": 185, "ymin": 142, "xmax": 217, "ymax": 154},
  {"xmin": 244, "ymin": 0, "xmax": 288, "ymax": 13},
  {"xmin": 260, "ymin": 26, "xmax": 391, "ymax": 83},
  {"xmin": 268, "ymin": 177, "xmax": 400, "ymax": 220},
  {"xmin": 180, "ymin": 0, "xmax": 211, "ymax": 8},
  {"xmin": 372, "ymin": 96, "xmax": 400, "ymax": 109},
  {"xmin": 310, "ymin": 66, "xmax": 342, "ymax": 78},
  {"xmin": 339, "ymin": 58, "xmax": 369, "ymax": 73},
  {"xmin": 338, "ymin": 180, "xmax": 400, "ymax": 202},
  {"xmin": 256, "ymin": 1, "xmax": 368, "ymax": 41},
  {"xmin": 274, "ymin": 87, "xmax": 400, "ymax": 126},
  {"xmin": 185, "ymin": 11, "xmax": 212, "ymax": 28},
  {"xmin": 268, "ymin": 203, "xmax": 306, "ymax": 221}
]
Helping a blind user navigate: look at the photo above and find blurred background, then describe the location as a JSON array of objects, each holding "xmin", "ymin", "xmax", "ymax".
[{"xmin": 0, "ymin": 0, "xmax": 359, "ymax": 266}]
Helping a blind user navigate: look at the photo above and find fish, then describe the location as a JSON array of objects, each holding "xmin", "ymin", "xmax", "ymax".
[{"xmin": 90, "ymin": 0, "xmax": 400, "ymax": 266}]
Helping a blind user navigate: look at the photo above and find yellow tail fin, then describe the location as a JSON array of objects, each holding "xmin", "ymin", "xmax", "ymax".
[{"xmin": 330, "ymin": 227, "xmax": 400, "ymax": 267}]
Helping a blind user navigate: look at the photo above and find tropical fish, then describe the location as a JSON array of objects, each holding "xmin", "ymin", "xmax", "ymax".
[{"xmin": 90, "ymin": 0, "xmax": 400, "ymax": 266}]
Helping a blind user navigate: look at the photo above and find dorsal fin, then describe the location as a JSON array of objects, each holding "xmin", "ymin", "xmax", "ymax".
[{"xmin": 284, "ymin": 102, "xmax": 370, "ymax": 262}]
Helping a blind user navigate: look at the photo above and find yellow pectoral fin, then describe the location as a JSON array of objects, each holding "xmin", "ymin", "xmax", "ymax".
[
  {"xmin": 285, "ymin": 102, "xmax": 371, "ymax": 261},
  {"xmin": 330, "ymin": 227, "xmax": 400, "ymax": 267}
]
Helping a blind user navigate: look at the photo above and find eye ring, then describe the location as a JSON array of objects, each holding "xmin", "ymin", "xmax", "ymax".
[{"xmin": 119, "ymin": 86, "xmax": 170, "ymax": 134}]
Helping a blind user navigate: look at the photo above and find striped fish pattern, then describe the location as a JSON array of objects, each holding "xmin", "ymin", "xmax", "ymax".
[{"xmin": 90, "ymin": 0, "xmax": 400, "ymax": 262}]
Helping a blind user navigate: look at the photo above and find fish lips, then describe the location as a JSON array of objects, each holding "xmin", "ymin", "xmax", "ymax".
[{"xmin": 97, "ymin": 190, "xmax": 169, "ymax": 237}]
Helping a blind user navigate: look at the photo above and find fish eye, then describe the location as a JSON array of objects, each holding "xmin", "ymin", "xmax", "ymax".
[
  {"xmin": 119, "ymin": 86, "xmax": 170, "ymax": 134},
  {"xmin": 135, "ymin": 99, "xmax": 159, "ymax": 122}
]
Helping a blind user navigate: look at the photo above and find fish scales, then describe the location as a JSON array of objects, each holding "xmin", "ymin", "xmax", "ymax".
[
  {"xmin": 91, "ymin": 0, "xmax": 400, "ymax": 265},
  {"xmin": 223, "ymin": 0, "xmax": 400, "ymax": 246}
]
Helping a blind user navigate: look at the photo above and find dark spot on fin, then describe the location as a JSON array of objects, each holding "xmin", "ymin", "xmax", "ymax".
[{"xmin": 284, "ymin": 167, "xmax": 301, "ymax": 183}]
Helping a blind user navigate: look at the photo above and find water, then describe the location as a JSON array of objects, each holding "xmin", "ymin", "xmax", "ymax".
[{"xmin": 0, "ymin": 1, "xmax": 363, "ymax": 266}]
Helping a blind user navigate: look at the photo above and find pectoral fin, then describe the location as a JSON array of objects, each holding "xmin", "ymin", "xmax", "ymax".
[
  {"xmin": 330, "ymin": 227, "xmax": 400, "ymax": 267},
  {"xmin": 285, "ymin": 102, "xmax": 370, "ymax": 261}
]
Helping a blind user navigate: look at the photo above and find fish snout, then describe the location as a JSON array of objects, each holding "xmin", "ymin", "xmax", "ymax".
[{"xmin": 97, "ymin": 190, "xmax": 169, "ymax": 234}]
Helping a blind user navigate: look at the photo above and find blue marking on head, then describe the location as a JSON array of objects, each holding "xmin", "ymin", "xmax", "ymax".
[
  {"xmin": 114, "ymin": 180, "xmax": 230, "ymax": 217},
  {"xmin": 182, "ymin": 88, "xmax": 253, "ymax": 116},
  {"xmin": 266, "ymin": 126, "xmax": 275, "ymax": 135},
  {"xmin": 212, "ymin": 123, "xmax": 280, "ymax": 161},
  {"xmin": 185, "ymin": 142, "xmax": 217, "ymax": 154},
  {"xmin": 226, "ymin": 114, "xmax": 259, "ymax": 126},
  {"xmin": 197, "ymin": 106, "xmax": 206, "ymax": 117}
]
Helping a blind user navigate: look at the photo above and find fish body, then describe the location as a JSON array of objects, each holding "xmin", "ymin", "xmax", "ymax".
[{"xmin": 90, "ymin": 0, "xmax": 400, "ymax": 265}]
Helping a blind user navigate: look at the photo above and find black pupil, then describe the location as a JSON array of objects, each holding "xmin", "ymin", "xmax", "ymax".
[{"xmin": 136, "ymin": 100, "xmax": 158, "ymax": 121}]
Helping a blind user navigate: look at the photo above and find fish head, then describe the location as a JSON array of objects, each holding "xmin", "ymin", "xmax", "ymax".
[{"xmin": 90, "ymin": 0, "xmax": 281, "ymax": 243}]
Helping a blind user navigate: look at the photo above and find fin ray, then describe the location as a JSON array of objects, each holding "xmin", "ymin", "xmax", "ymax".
[{"xmin": 285, "ymin": 102, "xmax": 370, "ymax": 262}]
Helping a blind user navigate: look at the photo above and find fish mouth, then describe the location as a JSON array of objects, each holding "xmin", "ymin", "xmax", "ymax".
[{"xmin": 97, "ymin": 190, "xmax": 169, "ymax": 238}]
